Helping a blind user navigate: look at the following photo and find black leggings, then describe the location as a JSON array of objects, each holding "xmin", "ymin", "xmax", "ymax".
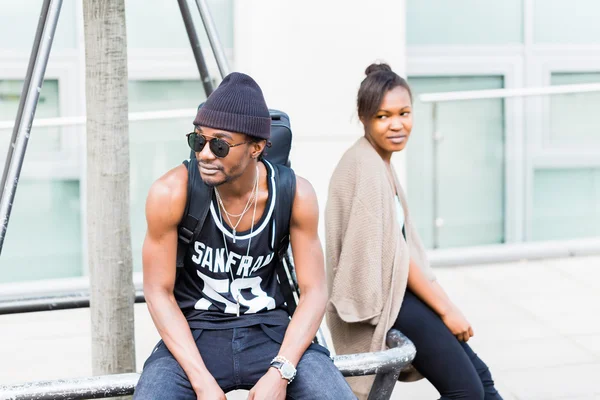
[{"xmin": 393, "ymin": 290, "xmax": 503, "ymax": 400}]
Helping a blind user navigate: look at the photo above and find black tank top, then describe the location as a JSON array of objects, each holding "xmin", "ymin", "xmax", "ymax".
[{"xmin": 174, "ymin": 160, "xmax": 289, "ymax": 329}]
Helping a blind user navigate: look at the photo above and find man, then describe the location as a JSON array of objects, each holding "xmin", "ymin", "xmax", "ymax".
[{"xmin": 134, "ymin": 72, "xmax": 355, "ymax": 400}]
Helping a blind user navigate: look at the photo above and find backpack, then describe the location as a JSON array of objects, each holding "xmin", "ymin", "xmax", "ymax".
[{"xmin": 175, "ymin": 109, "xmax": 300, "ymax": 316}]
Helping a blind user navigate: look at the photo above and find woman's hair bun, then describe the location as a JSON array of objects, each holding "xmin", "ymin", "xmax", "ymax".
[{"xmin": 365, "ymin": 62, "xmax": 392, "ymax": 76}]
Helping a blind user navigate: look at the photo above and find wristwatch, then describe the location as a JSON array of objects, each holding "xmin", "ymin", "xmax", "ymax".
[{"xmin": 270, "ymin": 356, "xmax": 296, "ymax": 383}]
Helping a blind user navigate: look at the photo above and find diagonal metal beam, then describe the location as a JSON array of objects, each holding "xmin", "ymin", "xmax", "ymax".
[
  {"xmin": 0, "ymin": 0, "xmax": 63, "ymax": 254},
  {"xmin": 0, "ymin": 1, "xmax": 51, "ymax": 200},
  {"xmin": 177, "ymin": 0, "xmax": 214, "ymax": 97},
  {"xmin": 194, "ymin": 0, "xmax": 230, "ymax": 78}
]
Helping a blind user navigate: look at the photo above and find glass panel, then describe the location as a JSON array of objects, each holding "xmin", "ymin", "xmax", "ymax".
[
  {"xmin": 547, "ymin": 72, "xmax": 600, "ymax": 148},
  {"xmin": 407, "ymin": 76, "xmax": 505, "ymax": 248},
  {"xmin": 0, "ymin": 180, "xmax": 82, "ymax": 283},
  {"xmin": 129, "ymin": 80, "xmax": 207, "ymax": 272},
  {"xmin": 0, "ymin": 78, "xmax": 81, "ymax": 283},
  {"xmin": 407, "ymin": 0, "xmax": 523, "ymax": 45},
  {"xmin": 0, "ymin": 0, "xmax": 77, "ymax": 50},
  {"xmin": 125, "ymin": 0, "xmax": 233, "ymax": 50},
  {"xmin": 0, "ymin": 80, "xmax": 61, "ymax": 157},
  {"xmin": 531, "ymin": 169, "xmax": 600, "ymax": 240},
  {"xmin": 534, "ymin": 0, "xmax": 600, "ymax": 44}
]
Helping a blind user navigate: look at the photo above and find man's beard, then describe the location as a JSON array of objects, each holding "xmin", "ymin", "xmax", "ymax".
[{"xmin": 198, "ymin": 161, "xmax": 245, "ymax": 187}]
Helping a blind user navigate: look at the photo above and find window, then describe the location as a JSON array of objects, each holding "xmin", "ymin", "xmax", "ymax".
[
  {"xmin": 0, "ymin": 80, "xmax": 82, "ymax": 283},
  {"xmin": 0, "ymin": 80, "xmax": 62, "ymax": 156},
  {"xmin": 407, "ymin": 76, "xmax": 505, "ymax": 248},
  {"xmin": 534, "ymin": 0, "xmax": 600, "ymax": 44},
  {"xmin": 125, "ymin": 0, "xmax": 233, "ymax": 50},
  {"xmin": 546, "ymin": 72, "xmax": 600, "ymax": 148},
  {"xmin": 407, "ymin": 0, "xmax": 523, "ymax": 45},
  {"xmin": 0, "ymin": 1, "xmax": 77, "ymax": 50},
  {"xmin": 531, "ymin": 168, "xmax": 600, "ymax": 240}
]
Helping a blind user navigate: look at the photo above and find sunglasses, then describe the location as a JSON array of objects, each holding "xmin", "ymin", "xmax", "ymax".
[{"xmin": 186, "ymin": 132, "xmax": 249, "ymax": 158}]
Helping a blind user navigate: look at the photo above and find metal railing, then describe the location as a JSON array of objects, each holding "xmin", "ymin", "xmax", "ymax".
[
  {"xmin": 0, "ymin": 330, "xmax": 415, "ymax": 400},
  {"xmin": 0, "ymin": 108, "xmax": 198, "ymax": 131},
  {"xmin": 0, "ymin": 290, "xmax": 145, "ymax": 315}
]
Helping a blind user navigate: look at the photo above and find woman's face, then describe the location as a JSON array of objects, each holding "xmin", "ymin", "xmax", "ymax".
[{"xmin": 363, "ymin": 86, "xmax": 413, "ymax": 158}]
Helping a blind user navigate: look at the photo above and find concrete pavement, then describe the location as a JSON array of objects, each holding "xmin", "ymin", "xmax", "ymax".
[{"xmin": 1, "ymin": 255, "xmax": 599, "ymax": 399}]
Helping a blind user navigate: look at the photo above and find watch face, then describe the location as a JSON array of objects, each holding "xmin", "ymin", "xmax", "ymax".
[{"xmin": 281, "ymin": 363, "xmax": 296, "ymax": 379}]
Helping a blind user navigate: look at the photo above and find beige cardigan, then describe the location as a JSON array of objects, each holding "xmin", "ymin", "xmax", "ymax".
[{"xmin": 325, "ymin": 137, "xmax": 436, "ymax": 399}]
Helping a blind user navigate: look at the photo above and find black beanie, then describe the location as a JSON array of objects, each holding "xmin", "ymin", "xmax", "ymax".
[{"xmin": 193, "ymin": 72, "xmax": 271, "ymax": 140}]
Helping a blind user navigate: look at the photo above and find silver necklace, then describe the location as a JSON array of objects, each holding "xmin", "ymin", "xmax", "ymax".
[
  {"xmin": 214, "ymin": 166, "xmax": 259, "ymax": 242},
  {"xmin": 216, "ymin": 167, "xmax": 260, "ymax": 317}
]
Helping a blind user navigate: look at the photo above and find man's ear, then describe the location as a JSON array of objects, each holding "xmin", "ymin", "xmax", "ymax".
[{"xmin": 251, "ymin": 140, "xmax": 267, "ymax": 159}]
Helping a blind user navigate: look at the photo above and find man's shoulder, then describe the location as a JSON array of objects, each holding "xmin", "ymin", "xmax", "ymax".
[
  {"xmin": 294, "ymin": 175, "xmax": 316, "ymax": 204},
  {"xmin": 150, "ymin": 163, "xmax": 188, "ymax": 199},
  {"xmin": 146, "ymin": 163, "xmax": 188, "ymax": 226},
  {"xmin": 268, "ymin": 160, "xmax": 297, "ymax": 202}
]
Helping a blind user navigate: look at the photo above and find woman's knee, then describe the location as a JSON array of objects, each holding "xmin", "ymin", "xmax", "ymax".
[
  {"xmin": 442, "ymin": 378, "xmax": 484, "ymax": 400},
  {"xmin": 466, "ymin": 378, "xmax": 485, "ymax": 400},
  {"xmin": 459, "ymin": 343, "xmax": 502, "ymax": 399}
]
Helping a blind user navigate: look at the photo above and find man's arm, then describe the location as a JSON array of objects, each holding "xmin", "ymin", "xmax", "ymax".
[
  {"xmin": 142, "ymin": 166, "xmax": 225, "ymax": 399},
  {"xmin": 248, "ymin": 176, "xmax": 327, "ymax": 399},
  {"xmin": 276, "ymin": 176, "xmax": 328, "ymax": 363}
]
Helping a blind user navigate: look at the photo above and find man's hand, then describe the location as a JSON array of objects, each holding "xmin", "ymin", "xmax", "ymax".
[
  {"xmin": 193, "ymin": 374, "xmax": 227, "ymax": 400},
  {"xmin": 441, "ymin": 305, "xmax": 474, "ymax": 342},
  {"xmin": 247, "ymin": 368, "xmax": 288, "ymax": 400}
]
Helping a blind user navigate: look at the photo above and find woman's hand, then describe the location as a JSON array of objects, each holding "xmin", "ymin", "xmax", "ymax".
[{"xmin": 441, "ymin": 305, "xmax": 474, "ymax": 342}]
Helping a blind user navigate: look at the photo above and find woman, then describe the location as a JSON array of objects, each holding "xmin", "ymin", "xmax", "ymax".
[{"xmin": 325, "ymin": 63, "xmax": 502, "ymax": 400}]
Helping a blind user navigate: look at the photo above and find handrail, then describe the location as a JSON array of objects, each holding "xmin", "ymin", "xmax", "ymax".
[
  {"xmin": 336, "ymin": 329, "xmax": 416, "ymax": 377},
  {"xmin": 0, "ymin": 290, "xmax": 146, "ymax": 315},
  {"xmin": 419, "ymin": 82, "xmax": 600, "ymax": 103},
  {"xmin": 0, "ymin": 108, "xmax": 198, "ymax": 131},
  {"xmin": 0, "ymin": 373, "xmax": 140, "ymax": 400},
  {"xmin": 0, "ymin": 330, "xmax": 416, "ymax": 400},
  {"xmin": 2, "ymin": 83, "xmax": 600, "ymax": 130}
]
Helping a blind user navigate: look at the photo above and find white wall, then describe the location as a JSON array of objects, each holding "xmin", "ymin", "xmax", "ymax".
[{"xmin": 233, "ymin": 0, "xmax": 408, "ymax": 235}]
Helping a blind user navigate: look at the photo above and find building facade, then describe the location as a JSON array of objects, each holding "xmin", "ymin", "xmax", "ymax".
[{"xmin": 1, "ymin": 0, "xmax": 599, "ymax": 285}]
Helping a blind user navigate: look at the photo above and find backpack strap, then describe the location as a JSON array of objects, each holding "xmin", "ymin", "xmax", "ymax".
[
  {"xmin": 271, "ymin": 161, "xmax": 298, "ymax": 316},
  {"xmin": 176, "ymin": 156, "xmax": 213, "ymax": 269}
]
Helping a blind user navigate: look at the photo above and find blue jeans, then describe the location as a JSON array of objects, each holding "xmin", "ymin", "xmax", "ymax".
[
  {"xmin": 394, "ymin": 290, "xmax": 503, "ymax": 400},
  {"xmin": 134, "ymin": 324, "xmax": 356, "ymax": 399}
]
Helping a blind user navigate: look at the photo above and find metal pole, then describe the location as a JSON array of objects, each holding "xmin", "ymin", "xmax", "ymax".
[
  {"xmin": 0, "ymin": 331, "xmax": 414, "ymax": 399},
  {"xmin": 0, "ymin": 290, "xmax": 146, "ymax": 315},
  {"xmin": 367, "ymin": 330, "xmax": 415, "ymax": 400},
  {"xmin": 177, "ymin": 0, "xmax": 214, "ymax": 97},
  {"xmin": 0, "ymin": 0, "xmax": 63, "ymax": 254},
  {"xmin": 0, "ymin": 373, "xmax": 139, "ymax": 400},
  {"xmin": 0, "ymin": 335, "xmax": 415, "ymax": 399},
  {"xmin": 0, "ymin": 0, "xmax": 51, "ymax": 200},
  {"xmin": 432, "ymin": 102, "xmax": 441, "ymax": 249},
  {"xmin": 195, "ymin": 0, "xmax": 230, "ymax": 78}
]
